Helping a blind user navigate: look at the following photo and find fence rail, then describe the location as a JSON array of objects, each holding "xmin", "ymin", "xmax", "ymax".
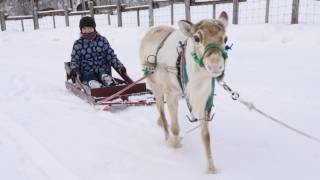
[{"xmin": 0, "ymin": 0, "xmax": 319, "ymax": 32}]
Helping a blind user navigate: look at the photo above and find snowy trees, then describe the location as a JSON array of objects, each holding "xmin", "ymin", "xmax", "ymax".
[
  {"xmin": 1, "ymin": 0, "xmax": 148, "ymax": 15},
  {"xmin": 1, "ymin": 0, "xmax": 66, "ymax": 15}
]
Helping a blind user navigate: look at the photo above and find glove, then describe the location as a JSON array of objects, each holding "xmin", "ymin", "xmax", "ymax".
[
  {"xmin": 117, "ymin": 67, "xmax": 126, "ymax": 75},
  {"xmin": 70, "ymin": 69, "xmax": 79, "ymax": 83}
]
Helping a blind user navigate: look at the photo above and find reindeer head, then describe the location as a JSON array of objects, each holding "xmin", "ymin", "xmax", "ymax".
[{"xmin": 178, "ymin": 12, "xmax": 229, "ymax": 78}]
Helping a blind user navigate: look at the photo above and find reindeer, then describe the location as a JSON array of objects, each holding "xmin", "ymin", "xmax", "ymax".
[{"xmin": 139, "ymin": 12, "xmax": 229, "ymax": 173}]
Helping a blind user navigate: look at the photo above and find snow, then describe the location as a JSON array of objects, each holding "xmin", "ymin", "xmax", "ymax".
[{"xmin": 1, "ymin": 10, "xmax": 320, "ymax": 180}]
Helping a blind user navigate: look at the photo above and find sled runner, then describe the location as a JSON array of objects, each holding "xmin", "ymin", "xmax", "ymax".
[{"xmin": 64, "ymin": 62, "xmax": 155, "ymax": 111}]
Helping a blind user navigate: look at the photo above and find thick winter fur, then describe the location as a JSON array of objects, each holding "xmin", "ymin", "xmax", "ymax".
[{"xmin": 139, "ymin": 12, "xmax": 229, "ymax": 173}]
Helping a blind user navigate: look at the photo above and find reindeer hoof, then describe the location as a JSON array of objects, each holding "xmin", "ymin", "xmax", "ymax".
[
  {"xmin": 166, "ymin": 136, "xmax": 182, "ymax": 148},
  {"xmin": 206, "ymin": 166, "xmax": 218, "ymax": 174}
]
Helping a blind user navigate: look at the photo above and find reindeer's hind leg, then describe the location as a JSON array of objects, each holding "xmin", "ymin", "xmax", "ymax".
[
  {"xmin": 166, "ymin": 94, "xmax": 182, "ymax": 148},
  {"xmin": 155, "ymin": 92, "xmax": 170, "ymax": 141},
  {"xmin": 201, "ymin": 115, "xmax": 217, "ymax": 174}
]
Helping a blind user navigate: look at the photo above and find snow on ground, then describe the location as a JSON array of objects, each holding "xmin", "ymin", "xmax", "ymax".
[{"xmin": 1, "ymin": 19, "xmax": 320, "ymax": 179}]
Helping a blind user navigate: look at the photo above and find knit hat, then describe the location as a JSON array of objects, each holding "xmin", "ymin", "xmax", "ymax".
[{"xmin": 79, "ymin": 16, "xmax": 96, "ymax": 30}]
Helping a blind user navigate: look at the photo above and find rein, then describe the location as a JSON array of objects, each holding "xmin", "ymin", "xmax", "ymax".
[{"xmin": 219, "ymin": 80, "xmax": 320, "ymax": 144}]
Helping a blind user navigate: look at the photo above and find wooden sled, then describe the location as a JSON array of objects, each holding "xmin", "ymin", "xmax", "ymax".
[{"xmin": 64, "ymin": 62, "xmax": 155, "ymax": 111}]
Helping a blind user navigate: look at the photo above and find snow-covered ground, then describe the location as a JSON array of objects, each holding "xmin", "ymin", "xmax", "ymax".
[{"xmin": 1, "ymin": 12, "xmax": 320, "ymax": 180}]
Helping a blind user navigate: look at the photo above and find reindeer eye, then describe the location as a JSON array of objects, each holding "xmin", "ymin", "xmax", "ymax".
[
  {"xmin": 193, "ymin": 36, "xmax": 200, "ymax": 43},
  {"xmin": 224, "ymin": 36, "xmax": 228, "ymax": 43}
]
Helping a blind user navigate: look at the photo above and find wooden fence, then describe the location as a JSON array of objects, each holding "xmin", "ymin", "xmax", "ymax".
[{"xmin": 0, "ymin": 0, "xmax": 301, "ymax": 32}]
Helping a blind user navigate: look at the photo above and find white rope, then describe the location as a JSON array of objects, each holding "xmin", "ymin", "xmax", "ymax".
[
  {"xmin": 185, "ymin": 112, "xmax": 214, "ymax": 134},
  {"xmin": 238, "ymin": 98, "xmax": 320, "ymax": 143},
  {"xmin": 185, "ymin": 122, "xmax": 204, "ymax": 134},
  {"xmin": 219, "ymin": 80, "xmax": 320, "ymax": 144}
]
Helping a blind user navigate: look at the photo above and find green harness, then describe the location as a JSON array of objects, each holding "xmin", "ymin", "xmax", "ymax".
[{"xmin": 178, "ymin": 41, "xmax": 228, "ymax": 121}]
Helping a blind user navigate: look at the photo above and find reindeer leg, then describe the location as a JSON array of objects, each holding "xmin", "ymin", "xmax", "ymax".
[
  {"xmin": 201, "ymin": 112, "xmax": 217, "ymax": 174},
  {"xmin": 155, "ymin": 93, "xmax": 170, "ymax": 141},
  {"xmin": 166, "ymin": 94, "xmax": 182, "ymax": 148}
]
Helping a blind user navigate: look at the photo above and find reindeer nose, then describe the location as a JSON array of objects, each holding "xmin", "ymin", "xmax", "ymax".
[{"xmin": 207, "ymin": 64, "xmax": 222, "ymax": 73}]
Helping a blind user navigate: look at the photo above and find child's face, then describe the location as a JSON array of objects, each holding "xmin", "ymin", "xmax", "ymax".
[{"xmin": 81, "ymin": 26, "xmax": 94, "ymax": 33}]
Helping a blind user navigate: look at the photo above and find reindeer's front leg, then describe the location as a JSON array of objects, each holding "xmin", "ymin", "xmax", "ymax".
[{"xmin": 201, "ymin": 112, "xmax": 217, "ymax": 174}]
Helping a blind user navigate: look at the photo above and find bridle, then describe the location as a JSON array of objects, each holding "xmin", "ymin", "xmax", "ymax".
[{"xmin": 191, "ymin": 43, "xmax": 228, "ymax": 67}]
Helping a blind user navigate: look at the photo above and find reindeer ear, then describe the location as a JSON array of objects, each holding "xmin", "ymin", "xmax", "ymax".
[
  {"xmin": 178, "ymin": 20, "xmax": 194, "ymax": 37},
  {"xmin": 218, "ymin": 11, "xmax": 228, "ymax": 28}
]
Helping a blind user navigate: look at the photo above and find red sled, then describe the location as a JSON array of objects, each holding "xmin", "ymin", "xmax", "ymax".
[{"xmin": 64, "ymin": 62, "xmax": 155, "ymax": 111}]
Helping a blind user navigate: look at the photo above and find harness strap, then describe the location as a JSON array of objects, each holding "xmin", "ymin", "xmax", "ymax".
[
  {"xmin": 176, "ymin": 40, "xmax": 215, "ymax": 122},
  {"xmin": 156, "ymin": 31, "xmax": 173, "ymax": 59},
  {"xmin": 145, "ymin": 31, "xmax": 174, "ymax": 70},
  {"xmin": 177, "ymin": 40, "xmax": 188, "ymax": 92}
]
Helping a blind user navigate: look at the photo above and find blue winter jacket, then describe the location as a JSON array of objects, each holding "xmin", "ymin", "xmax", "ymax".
[{"xmin": 70, "ymin": 34, "xmax": 124, "ymax": 81}]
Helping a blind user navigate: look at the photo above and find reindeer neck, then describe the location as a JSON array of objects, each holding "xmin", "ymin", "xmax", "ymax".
[{"xmin": 183, "ymin": 38, "xmax": 214, "ymax": 119}]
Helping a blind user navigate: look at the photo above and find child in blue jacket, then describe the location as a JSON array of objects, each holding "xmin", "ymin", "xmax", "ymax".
[{"xmin": 70, "ymin": 16, "xmax": 126, "ymax": 88}]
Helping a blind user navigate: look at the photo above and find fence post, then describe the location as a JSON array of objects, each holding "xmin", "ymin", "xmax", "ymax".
[
  {"xmin": 81, "ymin": 0, "xmax": 85, "ymax": 17},
  {"xmin": 81, "ymin": 0, "xmax": 86, "ymax": 10},
  {"xmin": 232, "ymin": 0, "xmax": 239, "ymax": 24},
  {"xmin": 107, "ymin": 11, "xmax": 111, "ymax": 25},
  {"xmin": 32, "ymin": 7, "xmax": 39, "ymax": 30},
  {"xmin": 170, "ymin": 0, "xmax": 174, "ymax": 25},
  {"xmin": 265, "ymin": 0, "xmax": 270, "ymax": 23},
  {"xmin": 0, "ymin": 11, "xmax": 6, "ymax": 31},
  {"xmin": 185, "ymin": 0, "xmax": 191, "ymax": 21},
  {"xmin": 116, "ymin": 0, "xmax": 122, "ymax": 27},
  {"xmin": 67, "ymin": 0, "xmax": 73, "ymax": 10},
  {"xmin": 149, "ymin": 0, "xmax": 154, "ymax": 27},
  {"xmin": 64, "ymin": 5, "xmax": 70, "ymax": 27},
  {"xmin": 137, "ymin": 9, "xmax": 140, "ymax": 27},
  {"xmin": 212, "ymin": 2, "xmax": 216, "ymax": 19},
  {"xmin": 89, "ymin": 1, "xmax": 94, "ymax": 19},
  {"xmin": 21, "ymin": 19, "xmax": 25, "ymax": 32},
  {"xmin": 291, "ymin": 0, "xmax": 300, "ymax": 24},
  {"xmin": 53, "ymin": 14, "xmax": 56, "ymax": 29}
]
